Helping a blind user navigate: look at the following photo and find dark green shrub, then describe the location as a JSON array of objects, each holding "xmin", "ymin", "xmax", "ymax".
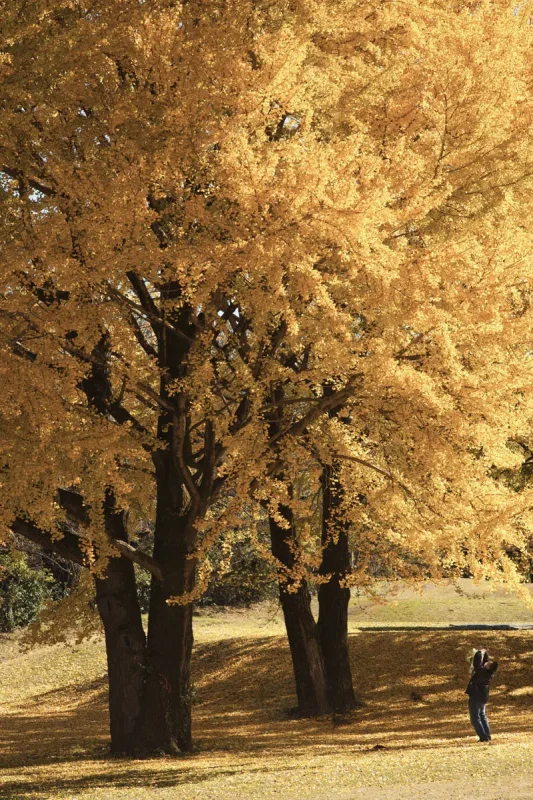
[
  {"xmin": 0, "ymin": 551, "xmax": 54, "ymax": 632},
  {"xmin": 134, "ymin": 564, "xmax": 152, "ymax": 613},
  {"xmin": 198, "ymin": 537, "xmax": 277, "ymax": 607}
]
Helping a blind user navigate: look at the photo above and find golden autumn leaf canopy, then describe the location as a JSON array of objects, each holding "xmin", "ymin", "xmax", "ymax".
[{"xmin": 2, "ymin": 0, "xmax": 533, "ymax": 590}]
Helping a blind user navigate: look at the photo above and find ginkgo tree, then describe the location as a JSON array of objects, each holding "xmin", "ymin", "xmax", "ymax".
[{"xmin": 2, "ymin": 0, "xmax": 533, "ymax": 757}]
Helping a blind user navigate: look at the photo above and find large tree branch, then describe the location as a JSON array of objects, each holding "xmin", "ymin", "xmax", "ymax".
[
  {"xmin": 57, "ymin": 488, "xmax": 163, "ymax": 581},
  {"xmin": 10, "ymin": 517, "xmax": 85, "ymax": 566},
  {"xmin": 126, "ymin": 271, "xmax": 160, "ymax": 324},
  {"xmin": 106, "ymin": 282, "xmax": 191, "ymax": 343},
  {"xmin": 4, "ymin": 323, "xmax": 154, "ymax": 447},
  {"xmin": 125, "ymin": 307, "xmax": 159, "ymax": 359},
  {"xmin": 110, "ymin": 538, "xmax": 163, "ymax": 580},
  {"xmin": 172, "ymin": 401, "xmax": 201, "ymax": 512},
  {"xmin": 201, "ymin": 420, "xmax": 216, "ymax": 505},
  {"xmin": 79, "ymin": 333, "xmax": 152, "ymax": 443},
  {"xmin": 3, "ymin": 312, "xmax": 159, "ymax": 466},
  {"xmin": 13, "ymin": 512, "xmax": 164, "ymax": 582},
  {"xmin": 268, "ymin": 377, "xmax": 362, "ymax": 447},
  {"xmin": 252, "ymin": 319, "xmax": 287, "ymax": 379}
]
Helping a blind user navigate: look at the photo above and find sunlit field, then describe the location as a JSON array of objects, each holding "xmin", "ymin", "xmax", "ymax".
[{"xmin": 1, "ymin": 581, "xmax": 533, "ymax": 800}]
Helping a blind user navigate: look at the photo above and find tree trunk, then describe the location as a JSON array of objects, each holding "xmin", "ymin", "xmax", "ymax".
[
  {"xmin": 269, "ymin": 504, "xmax": 330, "ymax": 717},
  {"xmin": 94, "ymin": 500, "xmax": 147, "ymax": 755},
  {"xmin": 140, "ymin": 455, "xmax": 197, "ymax": 754},
  {"xmin": 317, "ymin": 463, "xmax": 356, "ymax": 713},
  {"xmin": 94, "ymin": 559, "xmax": 146, "ymax": 755},
  {"xmin": 12, "ymin": 507, "xmax": 149, "ymax": 755}
]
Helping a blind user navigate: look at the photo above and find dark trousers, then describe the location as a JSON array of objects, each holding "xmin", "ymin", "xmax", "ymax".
[{"xmin": 468, "ymin": 698, "xmax": 491, "ymax": 741}]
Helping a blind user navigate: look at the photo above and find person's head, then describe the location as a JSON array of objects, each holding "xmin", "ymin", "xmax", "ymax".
[{"xmin": 471, "ymin": 648, "xmax": 487, "ymax": 672}]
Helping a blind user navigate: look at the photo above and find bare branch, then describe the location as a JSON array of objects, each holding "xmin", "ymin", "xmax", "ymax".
[
  {"xmin": 126, "ymin": 308, "xmax": 158, "ymax": 359},
  {"xmin": 394, "ymin": 328, "xmax": 435, "ymax": 361},
  {"xmin": 109, "ymin": 538, "xmax": 163, "ymax": 581},
  {"xmin": 259, "ymin": 395, "xmax": 323, "ymax": 412},
  {"xmin": 172, "ymin": 401, "xmax": 201, "ymax": 510},
  {"xmin": 269, "ymin": 377, "xmax": 362, "ymax": 447},
  {"xmin": 136, "ymin": 381, "xmax": 174, "ymax": 412},
  {"xmin": 125, "ymin": 387, "xmax": 160, "ymax": 412},
  {"xmin": 1, "ymin": 165, "xmax": 55, "ymax": 197},
  {"xmin": 126, "ymin": 271, "xmax": 160, "ymax": 322},
  {"xmin": 201, "ymin": 420, "xmax": 216, "ymax": 504},
  {"xmin": 106, "ymin": 282, "xmax": 192, "ymax": 343},
  {"xmin": 332, "ymin": 454, "xmax": 399, "ymax": 483}
]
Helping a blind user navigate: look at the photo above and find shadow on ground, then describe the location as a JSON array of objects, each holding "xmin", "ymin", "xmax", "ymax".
[{"xmin": 1, "ymin": 630, "xmax": 532, "ymax": 798}]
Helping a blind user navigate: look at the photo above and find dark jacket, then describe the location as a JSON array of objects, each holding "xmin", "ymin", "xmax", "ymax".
[{"xmin": 466, "ymin": 651, "xmax": 498, "ymax": 703}]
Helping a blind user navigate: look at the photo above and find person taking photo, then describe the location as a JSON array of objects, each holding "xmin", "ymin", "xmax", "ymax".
[{"xmin": 465, "ymin": 648, "xmax": 499, "ymax": 743}]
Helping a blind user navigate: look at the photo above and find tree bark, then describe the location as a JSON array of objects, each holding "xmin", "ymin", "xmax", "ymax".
[
  {"xmin": 89, "ymin": 492, "xmax": 149, "ymax": 755},
  {"xmin": 10, "ymin": 517, "xmax": 86, "ymax": 567},
  {"xmin": 317, "ymin": 462, "xmax": 356, "ymax": 713},
  {"xmin": 12, "ymin": 506, "xmax": 149, "ymax": 755},
  {"xmin": 94, "ymin": 555, "xmax": 147, "ymax": 755},
  {"xmin": 269, "ymin": 504, "xmax": 330, "ymax": 717},
  {"xmin": 140, "ymin": 453, "xmax": 197, "ymax": 754}
]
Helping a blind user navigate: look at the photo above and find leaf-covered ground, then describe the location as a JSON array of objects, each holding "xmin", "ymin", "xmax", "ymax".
[{"xmin": 1, "ymin": 582, "xmax": 533, "ymax": 799}]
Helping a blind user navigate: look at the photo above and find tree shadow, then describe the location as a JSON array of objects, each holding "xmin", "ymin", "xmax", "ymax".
[
  {"xmin": 2, "ymin": 629, "xmax": 533, "ymax": 798},
  {"xmin": 191, "ymin": 629, "xmax": 533, "ymax": 753},
  {"xmin": 1, "ymin": 761, "xmax": 292, "ymax": 800}
]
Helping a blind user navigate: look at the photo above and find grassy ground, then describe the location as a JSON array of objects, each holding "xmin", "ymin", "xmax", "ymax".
[{"xmin": 1, "ymin": 581, "xmax": 533, "ymax": 800}]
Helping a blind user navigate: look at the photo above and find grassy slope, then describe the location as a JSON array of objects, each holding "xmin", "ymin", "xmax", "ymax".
[{"xmin": 1, "ymin": 581, "xmax": 533, "ymax": 800}]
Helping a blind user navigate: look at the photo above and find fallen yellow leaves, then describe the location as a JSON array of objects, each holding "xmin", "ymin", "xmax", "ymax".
[{"xmin": 1, "ymin": 599, "xmax": 533, "ymax": 799}]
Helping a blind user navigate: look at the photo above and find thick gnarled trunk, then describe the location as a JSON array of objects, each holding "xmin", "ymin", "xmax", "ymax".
[
  {"xmin": 93, "ymin": 497, "xmax": 147, "ymax": 755},
  {"xmin": 140, "ymin": 454, "xmax": 197, "ymax": 754},
  {"xmin": 317, "ymin": 463, "xmax": 356, "ymax": 713},
  {"xmin": 141, "ymin": 563, "xmax": 195, "ymax": 754},
  {"xmin": 94, "ymin": 557, "xmax": 146, "ymax": 755},
  {"xmin": 269, "ymin": 506, "xmax": 329, "ymax": 717}
]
